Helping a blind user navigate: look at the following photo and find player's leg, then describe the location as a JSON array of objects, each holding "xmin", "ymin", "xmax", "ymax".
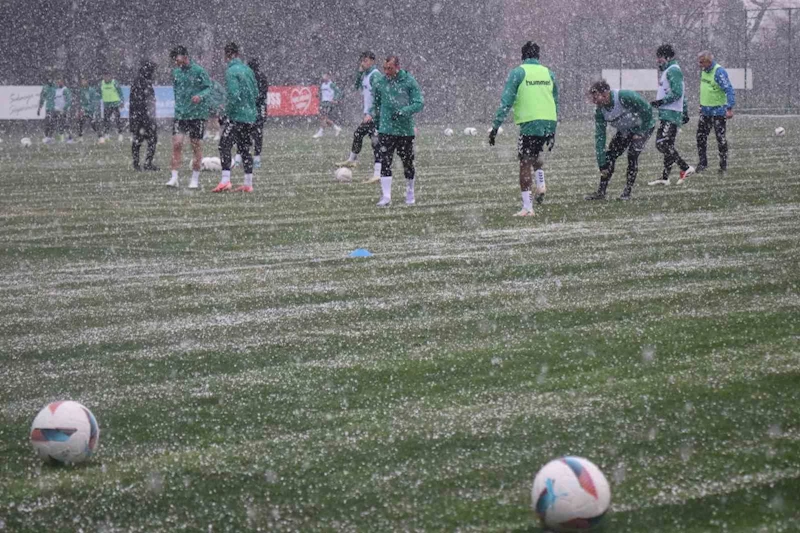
[
  {"xmin": 252, "ymin": 115, "xmax": 264, "ymax": 169},
  {"xmin": 377, "ymin": 134, "xmax": 396, "ymax": 206},
  {"xmin": 532, "ymin": 136, "xmax": 552, "ymax": 204},
  {"xmin": 215, "ymin": 119, "xmax": 235, "ymax": 192},
  {"xmin": 44, "ymin": 112, "xmax": 54, "ymax": 142},
  {"xmin": 168, "ymin": 121, "xmax": 184, "ymax": 187},
  {"xmin": 695, "ymin": 115, "xmax": 712, "ymax": 171},
  {"xmin": 342, "ymin": 122, "xmax": 369, "ymax": 167},
  {"xmin": 397, "ymin": 136, "xmax": 416, "ymax": 205},
  {"xmin": 651, "ymin": 121, "xmax": 674, "ymax": 185},
  {"xmin": 234, "ymin": 123, "xmax": 255, "ymax": 192},
  {"xmin": 314, "ymin": 107, "xmax": 327, "ymax": 138},
  {"xmin": 713, "ymin": 117, "xmax": 728, "ymax": 173},
  {"xmin": 620, "ymin": 128, "xmax": 652, "ymax": 199},
  {"xmin": 586, "ymin": 131, "xmax": 630, "ymax": 200},
  {"xmin": 132, "ymin": 128, "xmax": 143, "ymax": 170},
  {"xmin": 514, "ymin": 136, "xmax": 538, "ymax": 216},
  {"xmin": 114, "ymin": 107, "xmax": 123, "ymax": 140},
  {"xmin": 188, "ymin": 121, "xmax": 204, "ymax": 189},
  {"xmin": 370, "ymin": 123, "xmax": 382, "ymax": 180},
  {"xmin": 144, "ymin": 123, "xmax": 158, "ymax": 170}
]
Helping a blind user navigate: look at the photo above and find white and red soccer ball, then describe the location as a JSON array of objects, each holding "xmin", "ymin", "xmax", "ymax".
[
  {"xmin": 531, "ymin": 456, "xmax": 611, "ymax": 532},
  {"xmin": 30, "ymin": 401, "xmax": 100, "ymax": 464}
]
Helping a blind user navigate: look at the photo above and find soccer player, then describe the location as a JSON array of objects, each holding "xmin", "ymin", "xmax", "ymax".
[
  {"xmin": 312, "ymin": 73, "xmax": 342, "ymax": 138},
  {"xmin": 371, "ymin": 55, "xmax": 424, "ymax": 206},
  {"xmin": 99, "ymin": 72, "xmax": 125, "ymax": 142},
  {"xmin": 129, "ymin": 61, "xmax": 159, "ymax": 171},
  {"xmin": 50, "ymin": 78, "xmax": 73, "ymax": 143},
  {"xmin": 206, "ymin": 79, "xmax": 226, "ymax": 141},
  {"xmin": 212, "ymin": 42, "xmax": 258, "ymax": 193},
  {"xmin": 167, "ymin": 45, "xmax": 212, "ymax": 189},
  {"xmin": 36, "ymin": 77, "xmax": 56, "ymax": 143},
  {"xmin": 247, "ymin": 58, "xmax": 268, "ymax": 169},
  {"xmin": 584, "ymin": 80, "xmax": 655, "ymax": 201},
  {"xmin": 696, "ymin": 51, "xmax": 735, "ymax": 175},
  {"xmin": 338, "ymin": 51, "xmax": 384, "ymax": 184},
  {"xmin": 489, "ymin": 41, "xmax": 557, "ymax": 217},
  {"xmin": 648, "ymin": 44, "xmax": 695, "ymax": 186},
  {"xmin": 77, "ymin": 77, "xmax": 101, "ymax": 141}
]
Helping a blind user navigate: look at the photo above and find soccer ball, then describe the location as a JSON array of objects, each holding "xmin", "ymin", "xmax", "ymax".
[
  {"xmin": 775, "ymin": 127, "xmax": 786, "ymax": 137},
  {"xmin": 463, "ymin": 127, "xmax": 478, "ymax": 136},
  {"xmin": 531, "ymin": 456, "xmax": 611, "ymax": 532},
  {"xmin": 20, "ymin": 137, "xmax": 32, "ymax": 147},
  {"xmin": 30, "ymin": 401, "xmax": 100, "ymax": 464},
  {"xmin": 335, "ymin": 167, "xmax": 353, "ymax": 183},
  {"xmin": 443, "ymin": 128, "xmax": 454, "ymax": 137},
  {"xmin": 201, "ymin": 156, "xmax": 222, "ymax": 172}
]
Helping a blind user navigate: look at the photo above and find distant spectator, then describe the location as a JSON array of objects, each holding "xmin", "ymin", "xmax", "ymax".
[
  {"xmin": 36, "ymin": 77, "xmax": 56, "ymax": 144},
  {"xmin": 100, "ymin": 72, "xmax": 125, "ymax": 142},
  {"xmin": 695, "ymin": 50, "xmax": 735, "ymax": 175},
  {"xmin": 77, "ymin": 77, "xmax": 101, "ymax": 141},
  {"xmin": 129, "ymin": 61, "xmax": 159, "ymax": 171}
]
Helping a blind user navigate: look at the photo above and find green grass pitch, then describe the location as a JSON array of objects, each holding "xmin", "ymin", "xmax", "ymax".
[{"xmin": 1, "ymin": 117, "xmax": 799, "ymax": 531}]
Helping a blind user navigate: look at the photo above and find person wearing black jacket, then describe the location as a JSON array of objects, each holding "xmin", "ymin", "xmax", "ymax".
[
  {"xmin": 130, "ymin": 61, "xmax": 159, "ymax": 171},
  {"xmin": 247, "ymin": 58, "xmax": 268, "ymax": 169}
]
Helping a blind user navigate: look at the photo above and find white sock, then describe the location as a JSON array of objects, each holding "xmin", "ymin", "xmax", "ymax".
[
  {"xmin": 348, "ymin": 152, "xmax": 357, "ymax": 162},
  {"xmin": 521, "ymin": 191, "xmax": 532, "ymax": 210},
  {"xmin": 191, "ymin": 170, "xmax": 200, "ymax": 181},
  {"xmin": 380, "ymin": 175, "xmax": 392, "ymax": 199},
  {"xmin": 316, "ymin": 128, "xmax": 324, "ymax": 134},
  {"xmin": 244, "ymin": 174, "xmax": 253, "ymax": 187},
  {"xmin": 171, "ymin": 170, "xmax": 178, "ymax": 180},
  {"xmin": 406, "ymin": 179, "xmax": 415, "ymax": 193},
  {"xmin": 334, "ymin": 125, "xmax": 341, "ymax": 131},
  {"xmin": 535, "ymin": 169, "xmax": 545, "ymax": 189},
  {"xmin": 373, "ymin": 162, "xmax": 381, "ymax": 177},
  {"xmin": 234, "ymin": 154, "xmax": 242, "ymax": 163},
  {"xmin": 220, "ymin": 170, "xmax": 231, "ymax": 184},
  {"xmin": 254, "ymin": 155, "xmax": 261, "ymax": 163}
]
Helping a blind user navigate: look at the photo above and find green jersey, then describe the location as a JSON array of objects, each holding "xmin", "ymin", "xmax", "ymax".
[
  {"xmin": 595, "ymin": 90, "xmax": 655, "ymax": 168},
  {"xmin": 224, "ymin": 58, "xmax": 258, "ymax": 124},
  {"xmin": 370, "ymin": 70, "xmax": 424, "ymax": 137},
  {"xmin": 493, "ymin": 59, "xmax": 558, "ymax": 137},
  {"xmin": 172, "ymin": 61, "xmax": 212, "ymax": 120}
]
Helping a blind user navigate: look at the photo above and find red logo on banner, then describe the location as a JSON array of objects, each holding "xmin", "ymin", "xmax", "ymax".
[{"xmin": 267, "ymin": 86, "xmax": 319, "ymax": 116}]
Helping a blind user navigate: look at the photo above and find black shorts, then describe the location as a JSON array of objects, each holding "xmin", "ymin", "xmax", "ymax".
[
  {"xmin": 172, "ymin": 119, "xmax": 205, "ymax": 140},
  {"xmin": 517, "ymin": 134, "xmax": 553, "ymax": 160},
  {"xmin": 320, "ymin": 102, "xmax": 338, "ymax": 120}
]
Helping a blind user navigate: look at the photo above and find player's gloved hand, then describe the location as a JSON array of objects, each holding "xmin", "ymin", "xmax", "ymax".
[
  {"xmin": 546, "ymin": 136, "xmax": 556, "ymax": 151},
  {"xmin": 682, "ymin": 112, "xmax": 690, "ymax": 125},
  {"xmin": 488, "ymin": 128, "xmax": 498, "ymax": 146},
  {"xmin": 650, "ymin": 99, "xmax": 664, "ymax": 108}
]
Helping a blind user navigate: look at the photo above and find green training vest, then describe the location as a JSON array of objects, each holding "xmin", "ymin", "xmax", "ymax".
[
  {"xmin": 101, "ymin": 80, "xmax": 120, "ymax": 104},
  {"xmin": 700, "ymin": 64, "xmax": 727, "ymax": 107},
  {"xmin": 513, "ymin": 64, "xmax": 557, "ymax": 125}
]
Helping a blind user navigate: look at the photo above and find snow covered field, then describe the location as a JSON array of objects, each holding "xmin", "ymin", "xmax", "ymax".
[{"xmin": 1, "ymin": 117, "xmax": 798, "ymax": 531}]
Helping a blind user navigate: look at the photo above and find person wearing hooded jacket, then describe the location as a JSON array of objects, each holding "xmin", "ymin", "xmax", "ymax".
[
  {"xmin": 648, "ymin": 44, "xmax": 695, "ymax": 186},
  {"xmin": 129, "ymin": 60, "xmax": 159, "ymax": 171},
  {"xmin": 370, "ymin": 55, "xmax": 424, "ymax": 207},
  {"xmin": 247, "ymin": 58, "xmax": 268, "ymax": 169}
]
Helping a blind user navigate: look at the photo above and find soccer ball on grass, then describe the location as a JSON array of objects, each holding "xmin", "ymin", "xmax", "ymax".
[
  {"xmin": 30, "ymin": 401, "xmax": 100, "ymax": 465},
  {"xmin": 335, "ymin": 167, "xmax": 353, "ymax": 183},
  {"xmin": 531, "ymin": 456, "xmax": 611, "ymax": 532}
]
